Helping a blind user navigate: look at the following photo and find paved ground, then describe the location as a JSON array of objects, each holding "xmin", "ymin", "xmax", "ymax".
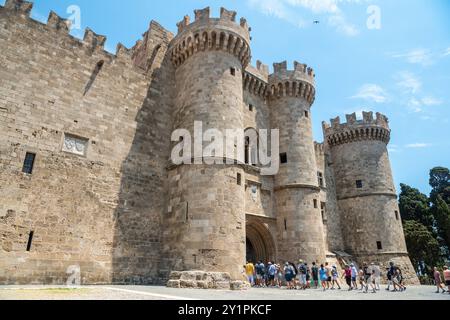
[{"xmin": 0, "ymin": 285, "xmax": 449, "ymax": 300}]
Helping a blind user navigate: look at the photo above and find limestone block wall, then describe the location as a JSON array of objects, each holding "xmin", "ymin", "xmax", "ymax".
[
  {"xmin": 243, "ymin": 63, "xmax": 270, "ymax": 132},
  {"xmin": 274, "ymin": 188, "xmax": 326, "ymax": 264},
  {"xmin": 164, "ymin": 164, "xmax": 245, "ymax": 280},
  {"xmin": 244, "ymin": 170, "xmax": 274, "ymax": 219},
  {"xmin": 0, "ymin": 3, "xmax": 174, "ymax": 284},
  {"xmin": 315, "ymin": 142, "xmax": 344, "ymax": 252},
  {"xmin": 163, "ymin": 7, "xmax": 250, "ymax": 281}
]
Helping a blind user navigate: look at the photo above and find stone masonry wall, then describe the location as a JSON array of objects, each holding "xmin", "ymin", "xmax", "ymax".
[{"xmin": 0, "ymin": 5, "xmax": 174, "ymax": 284}]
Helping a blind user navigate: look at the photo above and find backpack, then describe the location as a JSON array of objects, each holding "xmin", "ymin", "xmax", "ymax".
[
  {"xmin": 286, "ymin": 266, "xmax": 294, "ymax": 276},
  {"xmin": 299, "ymin": 264, "xmax": 307, "ymax": 274}
]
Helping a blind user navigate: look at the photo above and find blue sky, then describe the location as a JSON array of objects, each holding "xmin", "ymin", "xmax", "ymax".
[{"xmin": 3, "ymin": 0, "xmax": 449, "ymax": 194}]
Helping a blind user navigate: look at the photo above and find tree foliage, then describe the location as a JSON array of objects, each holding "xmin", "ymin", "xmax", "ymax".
[
  {"xmin": 398, "ymin": 183, "xmax": 433, "ymax": 230},
  {"xmin": 429, "ymin": 167, "xmax": 450, "ymax": 203},
  {"xmin": 403, "ymin": 220, "xmax": 442, "ymax": 268},
  {"xmin": 399, "ymin": 167, "xmax": 450, "ymax": 272}
]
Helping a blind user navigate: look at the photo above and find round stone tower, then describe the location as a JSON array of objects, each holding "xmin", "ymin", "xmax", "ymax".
[
  {"xmin": 269, "ymin": 61, "xmax": 327, "ymax": 264},
  {"xmin": 164, "ymin": 7, "xmax": 251, "ymax": 285},
  {"xmin": 323, "ymin": 112, "xmax": 419, "ymax": 283}
]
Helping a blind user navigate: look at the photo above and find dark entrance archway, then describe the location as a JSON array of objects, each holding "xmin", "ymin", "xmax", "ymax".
[{"xmin": 245, "ymin": 221, "xmax": 276, "ymax": 263}]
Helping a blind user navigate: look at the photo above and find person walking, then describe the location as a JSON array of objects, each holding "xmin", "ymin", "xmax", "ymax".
[
  {"xmin": 362, "ymin": 262, "xmax": 372, "ymax": 293},
  {"xmin": 284, "ymin": 262, "xmax": 296, "ymax": 289},
  {"xmin": 305, "ymin": 263, "xmax": 311, "ymax": 289},
  {"xmin": 387, "ymin": 261, "xmax": 397, "ymax": 291},
  {"xmin": 267, "ymin": 262, "xmax": 277, "ymax": 287},
  {"xmin": 393, "ymin": 268, "xmax": 406, "ymax": 292},
  {"xmin": 276, "ymin": 264, "xmax": 283, "ymax": 288},
  {"xmin": 324, "ymin": 262, "xmax": 332, "ymax": 290},
  {"xmin": 433, "ymin": 267, "xmax": 446, "ymax": 293},
  {"xmin": 255, "ymin": 261, "xmax": 265, "ymax": 287},
  {"xmin": 342, "ymin": 265, "xmax": 353, "ymax": 290},
  {"xmin": 245, "ymin": 261, "xmax": 255, "ymax": 286},
  {"xmin": 372, "ymin": 263, "xmax": 381, "ymax": 291},
  {"xmin": 297, "ymin": 260, "xmax": 307, "ymax": 290},
  {"xmin": 319, "ymin": 264, "xmax": 328, "ymax": 291},
  {"xmin": 350, "ymin": 263, "xmax": 358, "ymax": 290},
  {"xmin": 358, "ymin": 268, "xmax": 365, "ymax": 291},
  {"xmin": 311, "ymin": 262, "xmax": 319, "ymax": 289},
  {"xmin": 331, "ymin": 265, "xmax": 341, "ymax": 290},
  {"xmin": 444, "ymin": 266, "xmax": 450, "ymax": 294}
]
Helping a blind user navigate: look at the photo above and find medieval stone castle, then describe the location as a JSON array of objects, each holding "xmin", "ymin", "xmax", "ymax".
[{"xmin": 0, "ymin": 1, "xmax": 419, "ymax": 288}]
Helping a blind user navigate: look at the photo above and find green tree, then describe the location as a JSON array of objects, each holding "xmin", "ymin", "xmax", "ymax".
[
  {"xmin": 429, "ymin": 167, "xmax": 450, "ymax": 204},
  {"xmin": 432, "ymin": 195, "xmax": 450, "ymax": 249},
  {"xmin": 398, "ymin": 183, "xmax": 434, "ymax": 230},
  {"xmin": 403, "ymin": 220, "xmax": 443, "ymax": 269}
]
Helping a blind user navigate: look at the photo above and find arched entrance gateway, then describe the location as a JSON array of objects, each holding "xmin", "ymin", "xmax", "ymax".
[{"xmin": 245, "ymin": 221, "xmax": 276, "ymax": 264}]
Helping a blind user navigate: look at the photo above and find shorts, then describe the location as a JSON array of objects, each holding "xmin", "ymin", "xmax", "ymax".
[
  {"xmin": 327, "ymin": 276, "xmax": 332, "ymax": 282},
  {"xmin": 446, "ymin": 280, "xmax": 450, "ymax": 286},
  {"xmin": 268, "ymin": 275, "xmax": 275, "ymax": 281},
  {"xmin": 285, "ymin": 274, "xmax": 294, "ymax": 282},
  {"xmin": 333, "ymin": 276, "xmax": 338, "ymax": 281},
  {"xmin": 256, "ymin": 274, "xmax": 263, "ymax": 280},
  {"xmin": 306, "ymin": 274, "xmax": 310, "ymax": 281},
  {"xmin": 351, "ymin": 277, "xmax": 356, "ymax": 282},
  {"xmin": 313, "ymin": 275, "xmax": 319, "ymax": 281},
  {"xmin": 247, "ymin": 275, "xmax": 254, "ymax": 284}
]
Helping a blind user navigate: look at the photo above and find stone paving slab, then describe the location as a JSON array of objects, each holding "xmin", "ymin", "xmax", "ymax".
[{"xmin": 0, "ymin": 285, "xmax": 449, "ymax": 300}]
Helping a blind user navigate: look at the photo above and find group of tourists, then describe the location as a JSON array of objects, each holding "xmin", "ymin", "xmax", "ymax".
[
  {"xmin": 243, "ymin": 259, "xmax": 441, "ymax": 293},
  {"xmin": 433, "ymin": 266, "xmax": 450, "ymax": 294}
]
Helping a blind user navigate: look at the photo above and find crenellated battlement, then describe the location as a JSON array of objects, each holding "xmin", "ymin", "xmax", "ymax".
[
  {"xmin": 243, "ymin": 60, "xmax": 270, "ymax": 98},
  {"xmin": 170, "ymin": 7, "xmax": 251, "ymax": 69},
  {"xmin": 268, "ymin": 61, "xmax": 316, "ymax": 104},
  {"xmin": 0, "ymin": 1, "xmax": 175, "ymax": 70},
  {"xmin": 323, "ymin": 112, "xmax": 391, "ymax": 147},
  {"xmin": 314, "ymin": 142, "xmax": 325, "ymax": 156},
  {"xmin": 47, "ymin": 11, "xmax": 71, "ymax": 32},
  {"xmin": 4, "ymin": 0, "xmax": 33, "ymax": 16}
]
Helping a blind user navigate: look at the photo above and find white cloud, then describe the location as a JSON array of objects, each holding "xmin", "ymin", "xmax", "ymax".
[
  {"xmin": 421, "ymin": 97, "xmax": 443, "ymax": 106},
  {"xmin": 443, "ymin": 48, "xmax": 450, "ymax": 56},
  {"xmin": 351, "ymin": 84, "xmax": 388, "ymax": 103},
  {"xmin": 247, "ymin": 0, "xmax": 361, "ymax": 36},
  {"xmin": 391, "ymin": 49, "xmax": 434, "ymax": 66},
  {"xmin": 395, "ymin": 71, "xmax": 422, "ymax": 94},
  {"xmin": 406, "ymin": 96, "xmax": 443, "ymax": 113},
  {"xmin": 405, "ymin": 143, "xmax": 432, "ymax": 149}
]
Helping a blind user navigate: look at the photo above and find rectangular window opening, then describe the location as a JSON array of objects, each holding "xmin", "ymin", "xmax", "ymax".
[
  {"xmin": 26, "ymin": 231, "xmax": 34, "ymax": 252},
  {"xmin": 249, "ymin": 104, "xmax": 253, "ymax": 112},
  {"xmin": 230, "ymin": 67, "xmax": 236, "ymax": 76},
  {"xmin": 304, "ymin": 110, "xmax": 309, "ymax": 118},
  {"xmin": 317, "ymin": 171, "xmax": 324, "ymax": 187},
  {"xmin": 284, "ymin": 218, "xmax": 287, "ymax": 231},
  {"xmin": 185, "ymin": 202, "xmax": 189, "ymax": 222},
  {"xmin": 395, "ymin": 211, "xmax": 399, "ymax": 221},
  {"xmin": 22, "ymin": 152, "xmax": 36, "ymax": 174},
  {"xmin": 280, "ymin": 153, "xmax": 287, "ymax": 164},
  {"xmin": 356, "ymin": 180, "xmax": 363, "ymax": 189},
  {"xmin": 237, "ymin": 173, "xmax": 242, "ymax": 186},
  {"xmin": 377, "ymin": 241, "xmax": 382, "ymax": 250},
  {"xmin": 313, "ymin": 199, "xmax": 318, "ymax": 209},
  {"xmin": 321, "ymin": 202, "xmax": 326, "ymax": 222}
]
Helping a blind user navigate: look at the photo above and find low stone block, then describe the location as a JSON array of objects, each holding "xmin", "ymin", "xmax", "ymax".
[{"xmin": 166, "ymin": 280, "xmax": 181, "ymax": 288}]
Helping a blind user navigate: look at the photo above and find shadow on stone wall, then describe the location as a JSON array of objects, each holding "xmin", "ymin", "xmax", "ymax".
[{"xmin": 111, "ymin": 27, "xmax": 174, "ymax": 285}]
